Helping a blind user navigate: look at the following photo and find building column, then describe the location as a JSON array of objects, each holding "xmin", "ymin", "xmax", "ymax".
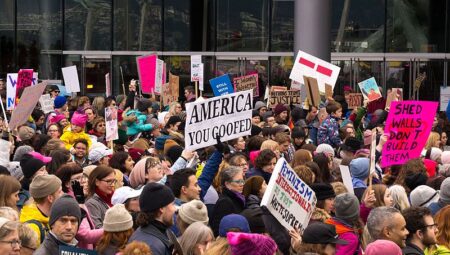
[{"xmin": 294, "ymin": 0, "xmax": 331, "ymax": 61}]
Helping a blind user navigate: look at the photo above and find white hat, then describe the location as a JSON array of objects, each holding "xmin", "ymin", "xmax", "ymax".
[
  {"xmin": 112, "ymin": 186, "xmax": 143, "ymax": 205},
  {"xmin": 0, "ymin": 217, "xmax": 10, "ymax": 229},
  {"xmin": 88, "ymin": 145, "xmax": 113, "ymax": 163},
  {"xmin": 103, "ymin": 204, "xmax": 133, "ymax": 232},
  {"xmin": 410, "ymin": 185, "xmax": 439, "ymax": 207}
]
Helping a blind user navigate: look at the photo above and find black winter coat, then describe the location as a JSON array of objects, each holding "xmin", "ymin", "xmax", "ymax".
[{"xmin": 210, "ymin": 188, "xmax": 245, "ymax": 237}]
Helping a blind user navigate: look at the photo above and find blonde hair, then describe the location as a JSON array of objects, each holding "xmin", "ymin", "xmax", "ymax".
[
  {"xmin": 261, "ymin": 139, "xmax": 279, "ymax": 151},
  {"xmin": 205, "ymin": 237, "xmax": 230, "ymax": 255},
  {"xmin": 19, "ymin": 223, "xmax": 38, "ymax": 251},
  {"xmin": 389, "ymin": 185, "xmax": 410, "ymax": 211},
  {"xmin": 331, "ymin": 182, "xmax": 348, "ymax": 195},
  {"xmin": 179, "ymin": 222, "xmax": 214, "ymax": 255},
  {"xmin": 168, "ymin": 102, "xmax": 181, "ymax": 116},
  {"xmin": 425, "ymin": 132, "xmax": 441, "ymax": 150}
]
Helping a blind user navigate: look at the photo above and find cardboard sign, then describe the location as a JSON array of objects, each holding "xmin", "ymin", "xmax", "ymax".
[
  {"xmin": 385, "ymin": 88, "xmax": 403, "ymax": 111},
  {"xmin": 191, "ymin": 55, "xmax": 202, "ymax": 82},
  {"xmin": 381, "ymin": 101, "xmax": 438, "ymax": 167},
  {"xmin": 9, "ymin": 82, "xmax": 47, "ymax": 130},
  {"xmin": 6, "ymin": 72, "xmax": 38, "ymax": 110},
  {"xmin": 16, "ymin": 69, "xmax": 34, "ymax": 105},
  {"xmin": 136, "ymin": 55, "xmax": 157, "ymax": 94},
  {"xmin": 154, "ymin": 59, "xmax": 164, "ymax": 95},
  {"xmin": 440, "ymin": 86, "xmax": 450, "ymax": 111},
  {"xmin": 261, "ymin": 157, "xmax": 317, "ymax": 232},
  {"xmin": 39, "ymin": 94, "xmax": 54, "ymax": 114},
  {"xmin": 105, "ymin": 106, "xmax": 119, "ymax": 141},
  {"xmin": 303, "ymin": 76, "xmax": 321, "ymax": 108},
  {"xmin": 358, "ymin": 77, "xmax": 382, "ymax": 102},
  {"xmin": 62, "ymin": 66, "xmax": 80, "ymax": 93},
  {"xmin": 162, "ymin": 73, "xmax": 180, "ymax": 106},
  {"xmin": 105, "ymin": 73, "xmax": 111, "ymax": 97},
  {"xmin": 185, "ymin": 90, "xmax": 253, "ymax": 150},
  {"xmin": 347, "ymin": 93, "xmax": 363, "ymax": 109},
  {"xmin": 233, "ymin": 74, "xmax": 259, "ymax": 97},
  {"xmin": 290, "ymin": 50, "xmax": 341, "ymax": 93},
  {"xmin": 59, "ymin": 245, "xmax": 97, "ymax": 255},
  {"xmin": 339, "ymin": 165, "xmax": 354, "ymax": 195},
  {"xmin": 210, "ymin": 74, "xmax": 234, "ymax": 96},
  {"xmin": 325, "ymin": 84, "xmax": 333, "ymax": 98},
  {"xmin": 269, "ymin": 90, "xmax": 301, "ymax": 108}
]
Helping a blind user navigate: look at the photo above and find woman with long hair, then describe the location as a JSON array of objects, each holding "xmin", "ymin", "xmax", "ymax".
[
  {"xmin": 179, "ymin": 222, "xmax": 214, "ymax": 255},
  {"xmin": 47, "ymin": 149, "xmax": 71, "ymax": 174},
  {"xmin": 0, "ymin": 176, "xmax": 21, "ymax": 212},
  {"xmin": 109, "ymin": 152, "xmax": 135, "ymax": 186}
]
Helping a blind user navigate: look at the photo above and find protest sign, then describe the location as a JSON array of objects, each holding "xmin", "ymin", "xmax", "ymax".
[
  {"xmin": 6, "ymin": 72, "xmax": 38, "ymax": 110},
  {"xmin": 9, "ymin": 82, "xmax": 47, "ymax": 130},
  {"xmin": 105, "ymin": 106, "xmax": 119, "ymax": 141},
  {"xmin": 59, "ymin": 245, "xmax": 97, "ymax": 255},
  {"xmin": 339, "ymin": 165, "xmax": 354, "ymax": 195},
  {"xmin": 269, "ymin": 90, "xmax": 301, "ymax": 108},
  {"xmin": 136, "ymin": 55, "xmax": 157, "ymax": 94},
  {"xmin": 325, "ymin": 84, "xmax": 333, "ymax": 98},
  {"xmin": 62, "ymin": 66, "xmax": 80, "ymax": 93},
  {"xmin": 440, "ymin": 86, "xmax": 450, "ymax": 111},
  {"xmin": 303, "ymin": 76, "xmax": 321, "ymax": 108},
  {"xmin": 358, "ymin": 77, "xmax": 382, "ymax": 102},
  {"xmin": 191, "ymin": 55, "xmax": 202, "ymax": 82},
  {"xmin": 385, "ymin": 88, "xmax": 403, "ymax": 111},
  {"xmin": 261, "ymin": 157, "xmax": 317, "ymax": 232},
  {"xmin": 209, "ymin": 74, "xmax": 234, "ymax": 96},
  {"xmin": 185, "ymin": 90, "xmax": 253, "ymax": 150},
  {"xmin": 105, "ymin": 73, "xmax": 111, "ymax": 97},
  {"xmin": 290, "ymin": 50, "xmax": 340, "ymax": 92},
  {"xmin": 154, "ymin": 59, "xmax": 164, "ymax": 95},
  {"xmin": 291, "ymin": 80, "xmax": 301, "ymax": 91},
  {"xmin": 198, "ymin": 63, "xmax": 204, "ymax": 91},
  {"xmin": 162, "ymin": 62, "xmax": 167, "ymax": 84},
  {"xmin": 39, "ymin": 94, "xmax": 54, "ymax": 114},
  {"xmin": 368, "ymin": 128, "xmax": 377, "ymax": 190},
  {"xmin": 233, "ymin": 74, "xmax": 259, "ymax": 97},
  {"xmin": 346, "ymin": 93, "xmax": 363, "ymax": 109},
  {"xmin": 162, "ymin": 73, "xmax": 180, "ymax": 106},
  {"xmin": 16, "ymin": 69, "xmax": 34, "ymax": 105},
  {"xmin": 381, "ymin": 101, "xmax": 438, "ymax": 167}
]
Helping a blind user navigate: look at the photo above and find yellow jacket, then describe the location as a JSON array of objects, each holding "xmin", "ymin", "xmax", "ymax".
[
  {"xmin": 60, "ymin": 130, "xmax": 92, "ymax": 150},
  {"xmin": 19, "ymin": 203, "xmax": 49, "ymax": 247}
]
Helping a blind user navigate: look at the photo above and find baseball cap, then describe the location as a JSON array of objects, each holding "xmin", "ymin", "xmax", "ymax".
[
  {"xmin": 302, "ymin": 222, "xmax": 348, "ymax": 245},
  {"xmin": 88, "ymin": 146, "xmax": 113, "ymax": 163},
  {"xmin": 112, "ymin": 186, "xmax": 143, "ymax": 205}
]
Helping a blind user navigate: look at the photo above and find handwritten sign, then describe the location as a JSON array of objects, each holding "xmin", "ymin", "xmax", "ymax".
[
  {"xmin": 39, "ymin": 94, "xmax": 54, "ymax": 114},
  {"xmin": 261, "ymin": 157, "xmax": 317, "ymax": 232},
  {"xmin": 105, "ymin": 106, "xmax": 118, "ymax": 141},
  {"xmin": 162, "ymin": 73, "xmax": 180, "ymax": 107},
  {"xmin": 381, "ymin": 101, "xmax": 438, "ymax": 167},
  {"xmin": 269, "ymin": 90, "xmax": 301, "ymax": 108},
  {"xmin": 347, "ymin": 93, "xmax": 363, "ymax": 109},
  {"xmin": 233, "ymin": 74, "xmax": 259, "ymax": 97},
  {"xmin": 6, "ymin": 72, "xmax": 38, "ymax": 110},
  {"xmin": 136, "ymin": 55, "xmax": 157, "ymax": 94},
  {"xmin": 358, "ymin": 77, "xmax": 382, "ymax": 102},
  {"xmin": 16, "ymin": 69, "xmax": 34, "ymax": 105},
  {"xmin": 62, "ymin": 66, "xmax": 80, "ymax": 93},
  {"xmin": 9, "ymin": 82, "xmax": 47, "ymax": 130},
  {"xmin": 154, "ymin": 59, "xmax": 164, "ymax": 95},
  {"xmin": 185, "ymin": 90, "xmax": 253, "ymax": 150},
  {"xmin": 191, "ymin": 55, "xmax": 202, "ymax": 82},
  {"xmin": 209, "ymin": 74, "xmax": 234, "ymax": 96}
]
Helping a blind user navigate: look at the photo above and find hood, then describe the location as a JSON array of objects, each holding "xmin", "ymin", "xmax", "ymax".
[{"xmin": 19, "ymin": 203, "xmax": 49, "ymax": 225}]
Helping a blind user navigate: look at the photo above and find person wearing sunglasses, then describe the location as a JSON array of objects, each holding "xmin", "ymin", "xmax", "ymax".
[{"xmin": 88, "ymin": 117, "xmax": 106, "ymax": 144}]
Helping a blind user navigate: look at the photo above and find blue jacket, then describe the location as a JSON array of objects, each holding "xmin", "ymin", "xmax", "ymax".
[
  {"xmin": 129, "ymin": 223, "xmax": 173, "ymax": 255},
  {"xmin": 199, "ymin": 151, "xmax": 223, "ymax": 200},
  {"xmin": 125, "ymin": 110, "xmax": 153, "ymax": 136}
]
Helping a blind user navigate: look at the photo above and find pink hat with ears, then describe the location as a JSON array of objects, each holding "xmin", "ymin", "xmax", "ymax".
[
  {"xmin": 71, "ymin": 112, "xmax": 88, "ymax": 127},
  {"xmin": 28, "ymin": 151, "xmax": 52, "ymax": 164},
  {"xmin": 227, "ymin": 232, "xmax": 277, "ymax": 255},
  {"xmin": 49, "ymin": 114, "xmax": 66, "ymax": 124}
]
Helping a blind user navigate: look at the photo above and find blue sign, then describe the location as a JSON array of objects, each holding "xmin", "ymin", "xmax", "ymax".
[
  {"xmin": 59, "ymin": 245, "xmax": 98, "ymax": 255},
  {"xmin": 209, "ymin": 74, "xmax": 234, "ymax": 96}
]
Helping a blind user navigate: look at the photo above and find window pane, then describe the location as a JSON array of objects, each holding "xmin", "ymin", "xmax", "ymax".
[
  {"xmin": 331, "ymin": 0, "xmax": 385, "ymax": 52},
  {"xmin": 271, "ymin": 0, "xmax": 294, "ymax": 52},
  {"xmin": 64, "ymin": 0, "xmax": 111, "ymax": 50},
  {"xmin": 113, "ymin": 0, "xmax": 162, "ymax": 51},
  {"xmin": 0, "ymin": 0, "xmax": 15, "ymax": 76},
  {"xmin": 164, "ymin": 0, "xmax": 190, "ymax": 51},
  {"xmin": 217, "ymin": 0, "xmax": 269, "ymax": 51},
  {"xmin": 270, "ymin": 56, "xmax": 293, "ymax": 86}
]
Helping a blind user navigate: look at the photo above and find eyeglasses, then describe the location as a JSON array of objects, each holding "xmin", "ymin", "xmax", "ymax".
[
  {"xmin": 97, "ymin": 124, "xmax": 106, "ymax": 127},
  {"xmin": 421, "ymin": 224, "xmax": 437, "ymax": 230},
  {"xmin": 53, "ymin": 91, "xmax": 60, "ymax": 94},
  {"xmin": 229, "ymin": 179, "xmax": 245, "ymax": 185},
  {"xmin": 145, "ymin": 158, "xmax": 161, "ymax": 171},
  {"xmin": 48, "ymin": 129, "xmax": 59, "ymax": 132},
  {"xmin": 0, "ymin": 239, "xmax": 21, "ymax": 248},
  {"xmin": 101, "ymin": 179, "xmax": 117, "ymax": 186},
  {"xmin": 234, "ymin": 163, "xmax": 248, "ymax": 168}
]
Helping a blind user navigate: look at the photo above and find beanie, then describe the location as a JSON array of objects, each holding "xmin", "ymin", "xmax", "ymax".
[
  {"xmin": 254, "ymin": 101, "xmax": 266, "ymax": 111},
  {"xmin": 128, "ymin": 148, "xmax": 145, "ymax": 162},
  {"xmin": 139, "ymin": 183, "xmax": 175, "ymax": 212},
  {"xmin": 132, "ymin": 138, "xmax": 150, "ymax": 151},
  {"xmin": 13, "ymin": 145, "xmax": 34, "ymax": 161},
  {"xmin": 166, "ymin": 146, "xmax": 183, "ymax": 165},
  {"xmin": 178, "ymin": 200, "xmax": 209, "ymax": 225},
  {"xmin": 441, "ymin": 151, "xmax": 450, "ymax": 164},
  {"xmin": 405, "ymin": 172, "xmax": 428, "ymax": 192},
  {"xmin": 365, "ymin": 240, "xmax": 402, "ymax": 255},
  {"xmin": 349, "ymin": 158, "xmax": 370, "ymax": 180},
  {"xmin": 71, "ymin": 112, "xmax": 88, "ymax": 127},
  {"xmin": 7, "ymin": 162, "xmax": 23, "ymax": 181},
  {"xmin": 316, "ymin": 144, "xmax": 335, "ymax": 157},
  {"xmin": 20, "ymin": 154, "xmax": 45, "ymax": 179},
  {"xmin": 439, "ymin": 177, "xmax": 450, "ymax": 204},
  {"xmin": 30, "ymin": 175, "xmax": 62, "ymax": 199},
  {"xmin": 243, "ymin": 176, "xmax": 265, "ymax": 198},
  {"xmin": 430, "ymin": 148, "xmax": 443, "ymax": 162},
  {"xmin": 53, "ymin": 96, "xmax": 67, "ymax": 109},
  {"xmin": 311, "ymin": 183, "xmax": 336, "ymax": 201},
  {"xmin": 163, "ymin": 139, "xmax": 179, "ymax": 156},
  {"xmin": 49, "ymin": 114, "xmax": 66, "ymax": 125},
  {"xmin": 334, "ymin": 193, "xmax": 360, "ymax": 221},
  {"xmin": 219, "ymin": 214, "xmax": 250, "ymax": 237},
  {"xmin": 103, "ymin": 204, "xmax": 133, "ymax": 232},
  {"xmin": 49, "ymin": 195, "xmax": 81, "ymax": 227},
  {"xmin": 273, "ymin": 104, "xmax": 288, "ymax": 116},
  {"xmin": 137, "ymin": 98, "xmax": 153, "ymax": 112},
  {"xmin": 155, "ymin": 135, "xmax": 171, "ymax": 151},
  {"xmin": 410, "ymin": 185, "xmax": 439, "ymax": 207},
  {"xmin": 129, "ymin": 157, "xmax": 147, "ymax": 189},
  {"xmin": 227, "ymin": 232, "xmax": 278, "ymax": 255},
  {"xmin": 17, "ymin": 126, "xmax": 35, "ymax": 141},
  {"xmin": 290, "ymin": 107, "xmax": 304, "ymax": 122}
]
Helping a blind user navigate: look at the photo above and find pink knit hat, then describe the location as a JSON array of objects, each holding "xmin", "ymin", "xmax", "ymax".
[
  {"xmin": 227, "ymin": 232, "xmax": 277, "ymax": 255},
  {"xmin": 365, "ymin": 240, "xmax": 402, "ymax": 255},
  {"xmin": 71, "ymin": 112, "xmax": 88, "ymax": 127},
  {"xmin": 129, "ymin": 157, "xmax": 147, "ymax": 188},
  {"xmin": 49, "ymin": 114, "xmax": 66, "ymax": 124}
]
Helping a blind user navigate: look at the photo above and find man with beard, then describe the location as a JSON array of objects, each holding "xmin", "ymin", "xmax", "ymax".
[{"xmin": 402, "ymin": 207, "xmax": 438, "ymax": 255}]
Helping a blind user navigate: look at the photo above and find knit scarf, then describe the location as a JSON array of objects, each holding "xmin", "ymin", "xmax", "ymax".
[
  {"xmin": 95, "ymin": 188, "xmax": 113, "ymax": 207},
  {"xmin": 325, "ymin": 218, "xmax": 360, "ymax": 235}
]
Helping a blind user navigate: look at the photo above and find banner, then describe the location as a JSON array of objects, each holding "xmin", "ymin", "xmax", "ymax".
[
  {"xmin": 385, "ymin": 88, "xmax": 403, "ymax": 111},
  {"xmin": 185, "ymin": 90, "xmax": 253, "ymax": 150},
  {"xmin": 9, "ymin": 82, "xmax": 47, "ymax": 130},
  {"xmin": 346, "ymin": 93, "xmax": 363, "ymax": 109},
  {"xmin": 358, "ymin": 77, "xmax": 382, "ymax": 102},
  {"xmin": 261, "ymin": 157, "xmax": 317, "ymax": 232},
  {"xmin": 39, "ymin": 94, "xmax": 54, "ymax": 114},
  {"xmin": 381, "ymin": 101, "xmax": 438, "ymax": 167},
  {"xmin": 105, "ymin": 73, "xmax": 111, "ymax": 97},
  {"xmin": 441, "ymin": 86, "xmax": 450, "ymax": 111},
  {"xmin": 191, "ymin": 55, "xmax": 202, "ymax": 82},
  {"xmin": 233, "ymin": 74, "xmax": 259, "ymax": 97},
  {"xmin": 162, "ymin": 73, "xmax": 180, "ymax": 106},
  {"xmin": 6, "ymin": 72, "xmax": 38, "ymax": 110},
  {"xmin": 62, "ymin": 66, "xmax": 80, "ymax": 93},
  {"xmin": 105, "ymin": 106, "xmax": 119, "ymax": 141},
  {"xmin": 269, "ymin": 90, "xmax": 301, "ymax": 108},
  {"xmin": 136, "ymin": 55, "xmax": 157, "ymax": 94},
  {"xmin": 290, "ymin": 50, "xmax": 340, "ymax": 93},
  {"xmin": 210, "ymin": 74, "xmax": 234, "ymax": 96}
]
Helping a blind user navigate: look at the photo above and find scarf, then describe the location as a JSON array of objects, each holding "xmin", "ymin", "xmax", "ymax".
[
  {"xmin": 325, "ymin": 218, "xmax": 361, "ymax": 235},
  {"xmin": 95, "ymin": 188, "xmax": 113, "ymax": 207}
]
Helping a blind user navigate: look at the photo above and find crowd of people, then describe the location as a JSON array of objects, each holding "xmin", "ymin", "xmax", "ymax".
[{"xmin": 0, "ymin": 80, "xmax": 449, "ymax": 255}]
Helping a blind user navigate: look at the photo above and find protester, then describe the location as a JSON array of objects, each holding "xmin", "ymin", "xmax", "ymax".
[
  {"xmin": 0, "ymin": 175, "xmax": 21, "ymax": 212},
  {"xmin": 402, "ymin": 206, "xmax": 437, "ymax": 255},
  {"xmin": 179, "ymin": 222, "xmax": 214, "ymax": 255},
  {"xmin": 240, "ymin": 176, "xmax": 266, "ymax": 233},
  {"xmin": 227, "ymin": 232, "xmax": 278, "ymax": 255},
  {"xmin": 18, "ymin": 223, "xmax": 38, "ymax": 255},
  {"xmin": 176, "ymin": 199, "xmax": 209, "ymax": 235},
  {"xmin": 310, "ymin": 183, "xmax": 335, "ymax": 223},
  {"xmin": 296, "ymin": 222, "xmax": 348, "ymax": 255},
  {"xmin": 367, "ymin": 206, "xmax": 409, "ymax": 248},
  {"xmin": 0, "ymin": 217, "xmax": 21, "ymax": 254},
  {"xmin": 365, "ymin": 240, "xmax": 402, "ymax": 255}
]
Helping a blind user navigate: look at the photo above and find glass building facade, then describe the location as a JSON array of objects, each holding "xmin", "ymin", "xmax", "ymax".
[{"xmin": 1, "ymin": 0, "xmax": 450, "ymax": 101}]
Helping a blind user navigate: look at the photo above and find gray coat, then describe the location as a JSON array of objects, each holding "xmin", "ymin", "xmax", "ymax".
[
  {"xmin": 33, "ymin": 233, "xmax": 76, "ymax": 255},
  {"xmin": 85, "ymin": 193, "xmax": 110, "ymax": 229},
  {"xmin": 128, "ymin": 223, "xmax": 173, "ymax": 255}
]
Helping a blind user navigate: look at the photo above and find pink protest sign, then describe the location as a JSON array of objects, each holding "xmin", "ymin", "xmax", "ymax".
[
  {"xmin": 15, "ymin": 69, "xmax": 34, "ymax": 105},
  {"xmin": 136, "ymin": 55, "xmax": 157, "ymax": 94},
  {"xmin": 381, "ymin": 101, "xmax": 438, "ymax": 167}
]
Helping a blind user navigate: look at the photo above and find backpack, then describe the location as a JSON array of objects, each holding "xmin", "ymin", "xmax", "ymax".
[{"xmin": 25, "ymin": 220, "xmax": 48, "ymax": 243}]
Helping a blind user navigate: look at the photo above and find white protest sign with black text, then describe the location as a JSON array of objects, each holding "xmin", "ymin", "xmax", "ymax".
[
  {"xmin": 39, "ymin": 94, "xmax": 54, "ymax": 114},
  {"xmin": 62, "ymin": 65, "xmax": 80, "ymax": 93},
  {"xmin": 6, "ymin": 72, "xmax": 38, "ymax": 110},
  {"xmin": 261, "ymin": 157, "xmax": 317, "ymax": 232},
  {"xmin": 185, "ymin": 90, "xmax": 253, "ymax": 151}
]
